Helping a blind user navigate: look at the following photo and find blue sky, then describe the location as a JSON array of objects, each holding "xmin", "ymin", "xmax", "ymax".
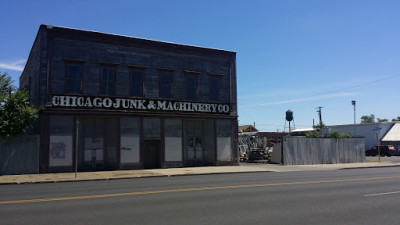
[{"xmin": 1, "ymin": 0, "xmax": 399, "ymax": 131}]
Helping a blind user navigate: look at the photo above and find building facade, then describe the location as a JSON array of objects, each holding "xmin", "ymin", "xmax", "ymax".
[{"xmin": 20, "ymin": 25, "xmax": 238, "ymax": 173}]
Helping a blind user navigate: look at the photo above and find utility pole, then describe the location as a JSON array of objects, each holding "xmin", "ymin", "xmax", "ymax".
[
  {"xmin": 352, "ymin": 100, "xmax": 356, "ymax": 137},
  {"xmin": 316, "ymin": 106, "xmax": 324, "ymax": 126},
  {"xmin": 75, "ymin": 120, "xmax": 79, "ymax": 178}
]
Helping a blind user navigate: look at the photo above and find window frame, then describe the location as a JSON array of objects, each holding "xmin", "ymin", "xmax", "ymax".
[
  {"xmin": 129, "ymin": 65, "xmax": 146, "ymax": 97},
  {"xmin": 99, "ymin": 63, "xmax": 117, "ymax": 96},
  {"xmin": 158, "ymin": 68, "xmax": 174, "ymax": 99},
  {"xmin": 64, "ymin": 60, "xmax": 84, "ymax": 94},
  {"xmin": 208, "ymin": 73, "xmax": 223, "ymax": 102},
  {"xmin": 184, "ymin": 70, "xmax": 200, "ymax": 101}
]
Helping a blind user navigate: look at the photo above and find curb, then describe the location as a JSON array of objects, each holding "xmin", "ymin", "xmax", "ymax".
[
  {"xmin": 0, "ymin": 170, "xmax": 272, "ymax": 185},
  {"xmin": 2, "ymin": 163, "xmax": 400, "ymax": 185},
  {"xmin": 340, "ymin": 164, "xmax": 400, "ymax": 170}
]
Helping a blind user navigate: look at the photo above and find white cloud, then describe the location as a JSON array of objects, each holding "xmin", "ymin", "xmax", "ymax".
[
  {"xmin": 240, "ymin": 92, "xmax": 354, "ymax": 108},
  {"xmin": 0, "ymin": 59, "xmax": 26, "ymax": 71}
]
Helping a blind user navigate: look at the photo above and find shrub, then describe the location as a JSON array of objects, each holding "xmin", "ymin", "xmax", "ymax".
[
  {"xmin": 306, "ymin": 130, "xmax": 320, "ymax": 138},
  {"xmin": 329, "ymin": 131, "xmax": 353, "ymax": 138}
]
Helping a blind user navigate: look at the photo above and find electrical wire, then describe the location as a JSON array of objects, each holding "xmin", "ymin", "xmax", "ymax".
[{"xmin": 243, "ymin": 74, "xmax": 400, "ymax": 107}]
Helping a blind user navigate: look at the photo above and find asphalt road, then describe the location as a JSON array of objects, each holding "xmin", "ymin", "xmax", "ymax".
[{"xmin": 1, "ymin": 167, "xmax": 400, "ymax": 225}]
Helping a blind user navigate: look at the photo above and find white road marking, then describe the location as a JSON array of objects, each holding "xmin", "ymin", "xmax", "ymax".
[{"xmin": 364, "ymin": 191, "xmax": 400, "ymax": 197}]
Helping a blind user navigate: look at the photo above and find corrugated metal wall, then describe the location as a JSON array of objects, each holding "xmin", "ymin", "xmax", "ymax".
[
  {"xmin": 0, "ymin": 135, "xmax": 40, "ymax": 175},
  {"xmin": 282, "ymin": 137, "xmax": 365, "ymax": 165}
]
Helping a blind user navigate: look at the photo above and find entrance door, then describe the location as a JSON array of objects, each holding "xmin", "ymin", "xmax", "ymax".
[
  {"xmin": 184, "ymin": 120, "xmax": 215, "ymax": 166},
  {"xmin": 186, "ymin": 137, "xmax": 204, "ymax": 165},
  {"xmin": 143, "ymin": 140, "xmax": 161, "ymax": 169}
]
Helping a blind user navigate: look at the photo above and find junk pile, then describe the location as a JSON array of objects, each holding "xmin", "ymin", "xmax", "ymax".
[{"xmin": 238, "ymin": 132, "xmax": 272, "ymax": 162}]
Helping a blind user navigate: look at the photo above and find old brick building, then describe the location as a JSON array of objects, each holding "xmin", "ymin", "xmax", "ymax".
[{"xmin": 20, "ymin": 25, "xmax": 238, "ymax": 173}]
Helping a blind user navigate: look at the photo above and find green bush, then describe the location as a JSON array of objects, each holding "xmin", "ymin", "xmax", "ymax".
[
  {"xmin": 306, "ymin": 130, "xmax": 320, "ymax": 138},
  {"xmin": 305, "ymin": 130, "xmax": 353, "ymax": 138},
  {"xmin": 329, "ymin": 131, "xmax": 352, "ymax": 138}
]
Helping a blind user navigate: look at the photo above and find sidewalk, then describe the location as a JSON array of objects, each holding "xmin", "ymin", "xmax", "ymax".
[{"xmin": 1, "ymin": 161, "xmax": 400, "ymax": 185}]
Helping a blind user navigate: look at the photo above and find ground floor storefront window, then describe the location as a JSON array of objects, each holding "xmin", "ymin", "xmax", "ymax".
[
  {"xmin": 183, "ymin": 120, "xmax": 215, "ymax": 166},
  {"xmin": 78, "ymin": 117, "xmax": 118, "ymax": 171},
  {"xmin": 120, "ymin": 117, "xmax": 140, "ymax": 166},
  {"xmin": 49, "ymin": 116, "xmax": 74, "ymax": 168},
  {"xmin": 45, "ymin": 114, "xmax": 235, "ymax": 172}
]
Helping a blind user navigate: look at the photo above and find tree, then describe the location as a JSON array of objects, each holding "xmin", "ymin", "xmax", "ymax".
[
  {"xmin": 306, "ymin": 130, "xmax": 320, "ymax": 138},
  {"xmin": 360, "ymin": 114, "xmax": 375, "ymax": 123},
  {"xmin": 313, "ymin": 122, "xmax": 326, "ymax": 130},
  {"xmin": 377, "ymin": 118, "xmax": 388, "ymax": 122},
  {"xmin": 0, "ymin": 72, "xmax": 38, "ymax": 138},
  {"xmin": 392, "ymin": 116, "xmax": 400, "ymax": 122},
  {"xmin": 329, "ymin": 131, "xmax": 352, "ymax": 138}
]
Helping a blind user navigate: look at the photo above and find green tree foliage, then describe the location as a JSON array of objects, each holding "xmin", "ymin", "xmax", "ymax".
[
  {"xmin": 306, "ymin": 130, "xmax": 320, "ymax": 138},
  {"xmin": 377, "ymin": 118, "xmax": 388, "ymax": 122},
  {"xmin": 305, "ymin": 130, "xmax": 353, "ymax": 138},
  {"xmin": 329, "ymin": 131, "xmax": 352, "ymax": 138},
  {"xmin": 392, "ymin": 116, "xmax": 400, "ymax": 122},
  {"xmin": 0, "ymin": 72, "xmax": 38, "ymax": 138},
  {"xmin": 242, "ymin": 127, "xmax": 253, "ymax": 132},
  {"xmin": 312, "ymin": 122, "xmax": 325, "ymax": 130},
  {"xmin": 360, "ymin": 114, "xmax": 375, "ymax": 123}
]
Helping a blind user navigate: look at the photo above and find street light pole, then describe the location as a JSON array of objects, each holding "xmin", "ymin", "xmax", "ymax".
[
  {"xmin": 75, "ymin": 120, "xmax": 79, "ymax": 178},
  {"xmin": 352, "ymin": 100, "xmax": 356, "ymax": 137}
]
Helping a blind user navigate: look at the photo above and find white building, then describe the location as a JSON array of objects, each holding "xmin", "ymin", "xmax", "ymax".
[
  {"xmin": 329, "ymin": 122, "xmax": 395, "ymax": 150},
  {"xmin": 381, "ymin": 123, "xmax": 400, "ymax": 154}
]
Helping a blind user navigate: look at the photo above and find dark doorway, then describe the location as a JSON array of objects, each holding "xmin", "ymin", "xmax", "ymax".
[{"xmin": 143, "ymin": 140, "xmax": 161, "ymax": 169}]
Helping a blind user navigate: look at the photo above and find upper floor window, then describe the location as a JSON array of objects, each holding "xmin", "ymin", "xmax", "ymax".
[
  {"xmin": 66, "ymin": 63, "xmax": 82, "ymax": 93},
  {"xmin": 159, "ymin": 71, "xmax": 173, "ymax": 98},
  {"xmin": 101, "ymin": 67, "xmax": 115, "ymax": 95},
  {"xmin": 130, "ymin": 68, "xmax": 144, "ymax": 97},
  {"xmin": 209, "ymin": 75, "xmax": 221, "ymax": 101},
  {"xmin": 185, "ymin": 73, "xmax": 198, "ymax": 100}
]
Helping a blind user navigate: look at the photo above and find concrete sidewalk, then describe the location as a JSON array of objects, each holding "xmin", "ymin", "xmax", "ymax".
[{"xmin": 1, "ymin": 161, "xmax": 400, "ymax": 185}]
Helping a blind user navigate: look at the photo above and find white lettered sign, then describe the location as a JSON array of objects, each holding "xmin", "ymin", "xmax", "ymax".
[{"xmin": 51, "ymin": 95, "xmax": 230, "ymax": 114}]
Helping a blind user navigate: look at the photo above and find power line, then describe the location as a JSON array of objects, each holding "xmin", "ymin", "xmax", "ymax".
[{"xmin": 249, "ymin": 74, "xmax": 400, "ymax": 106}]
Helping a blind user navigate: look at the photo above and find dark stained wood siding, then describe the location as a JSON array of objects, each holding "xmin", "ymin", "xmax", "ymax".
[{"xmin": 21, "ymin": 25, "xmax": 237, "ymax": 117}]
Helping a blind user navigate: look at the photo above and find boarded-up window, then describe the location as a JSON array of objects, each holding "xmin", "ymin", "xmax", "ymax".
[
  {"xmin": 216, "ymin": 120, "xmax": 232, "ymax": 161},
  {"xmin": 49, "ymin": 116, "xmax": 74, "ymax": 167},
  {"xmin": 120, "ymin": 117, "xmax": 140, "ymax": 164},
  {"xmin": 164, "ymin": 119, "xmax": 182, "ymax": 162}
]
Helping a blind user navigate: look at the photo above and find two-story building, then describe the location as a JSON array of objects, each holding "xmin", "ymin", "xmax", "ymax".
[{"xmin": 20, "ymin": 25, "xmax": 238, "ymax": 173}]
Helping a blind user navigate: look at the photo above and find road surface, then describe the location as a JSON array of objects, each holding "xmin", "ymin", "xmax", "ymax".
[{"xmin": 1, "ymin": 167, "xmax": 400, "ymax": 225}]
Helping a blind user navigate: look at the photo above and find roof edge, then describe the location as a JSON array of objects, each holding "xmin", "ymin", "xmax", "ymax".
[{"xmin": 42, "ymin": 24, "xmax": 237, "ymax": 54}]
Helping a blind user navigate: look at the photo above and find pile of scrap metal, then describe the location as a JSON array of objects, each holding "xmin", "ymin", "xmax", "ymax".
[{"xmin": 238, "ymin": 132, "xmax": 272, "ymax": 162}]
